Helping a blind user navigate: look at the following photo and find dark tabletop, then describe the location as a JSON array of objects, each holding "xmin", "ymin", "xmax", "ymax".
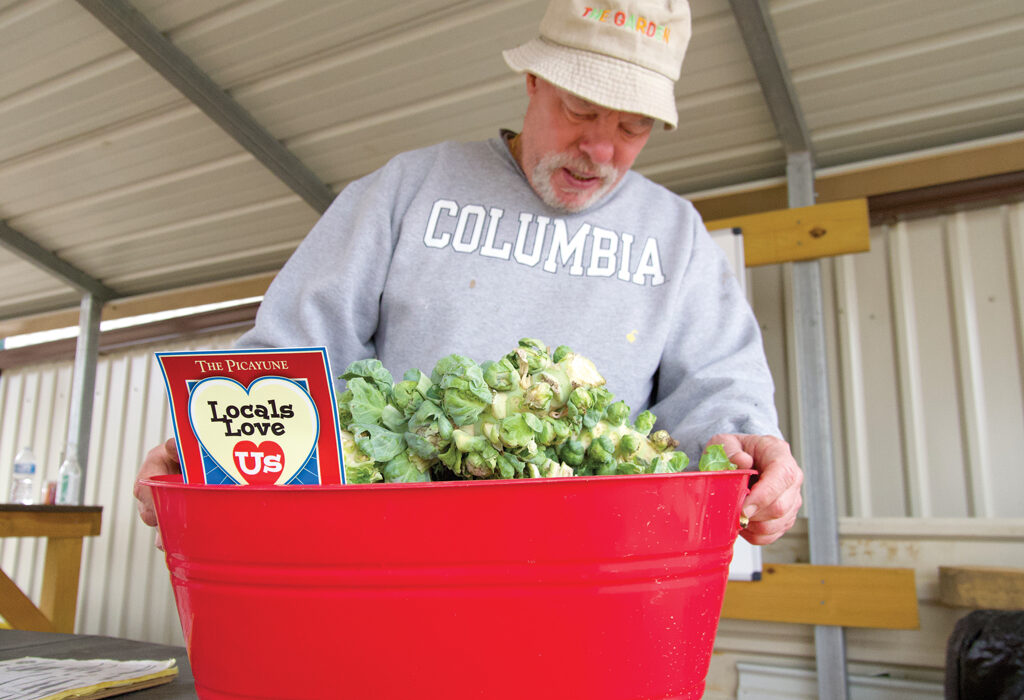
[{"xmin": 0, "ymin": 629, "xmax": 196, "ymax": 698}]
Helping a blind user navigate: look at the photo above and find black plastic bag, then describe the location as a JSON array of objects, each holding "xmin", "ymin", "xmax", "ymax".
[{"xmin": 945, "ymin": 609, "xmax": 1024, "ymax": 700}]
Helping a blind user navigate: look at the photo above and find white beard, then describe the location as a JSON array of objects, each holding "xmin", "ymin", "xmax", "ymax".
[{"xmin": 529, "ymin": 153, "xmax": 621, "ymax": 214}]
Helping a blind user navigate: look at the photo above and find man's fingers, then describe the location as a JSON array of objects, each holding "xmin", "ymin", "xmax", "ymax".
[
  {"xmin": 707, "ymin": 433, "xmax": 751, "ymax": 469},
  {"xmin": 739, "ymin": 511, "xmax": 798, "ymax": 545},
  {"xmin": 708, "ymin": 434, "xmax": 804, "ymax": 545},
  {"xmin": 736, "ymin": 437, "xmax": 803, "ymax": 518},
  {"xmin": 134, "ymin": 438, "xmax": 181, "ymax": 528}
]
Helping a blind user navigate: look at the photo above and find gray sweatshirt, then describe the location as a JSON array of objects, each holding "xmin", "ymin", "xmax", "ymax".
[{"xmin": 237, "ymin": 133, "xmax": 780, "ymax": 460}]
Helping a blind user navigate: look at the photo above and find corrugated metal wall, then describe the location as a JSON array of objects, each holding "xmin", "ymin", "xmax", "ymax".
[
  {"xmin": 758, "ymin": 200, "xmax": 1024, "ymax": 519},
  {"xmin": 0, "ymin": 202, "xmax": 1021, "ymax": 661}
]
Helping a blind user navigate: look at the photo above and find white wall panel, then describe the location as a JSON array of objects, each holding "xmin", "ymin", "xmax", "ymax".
[
  {"xmin": 833, "ymin": 254, "xmax": 872, "ymax": 516},
  {"xmin": 887, "ymin": 222, "xmax": 931, "ymax": 516},
  {"xmin": 963, "ymin": 206, "xmax": 1024, "ymax": 517},
  {"xmin": 946, "ymin": 212, "xmax": 994, "ymax": 516}
]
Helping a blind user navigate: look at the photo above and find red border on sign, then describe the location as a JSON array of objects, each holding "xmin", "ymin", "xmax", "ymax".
[{"xmin": 156, "ymin": 348, "xmax": 343, "ymax": 484}]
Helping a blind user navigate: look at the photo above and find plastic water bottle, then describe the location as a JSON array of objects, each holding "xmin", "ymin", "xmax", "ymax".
[
  {"xmin": 9, "ymin": 447, "xmax": 38, "ymax": 505},
  {"xmin": 56, "ymin": 446, "xmax": 82, "ymax": 506}
]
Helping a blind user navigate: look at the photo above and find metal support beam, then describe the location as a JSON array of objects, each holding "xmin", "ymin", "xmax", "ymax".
[
  {"xmin": 788, "ymin": 152, "xmax": 849, "ymax": 699},
  {"xmin": 728, "ymin": 0, "xmax": 813, "ymax": 155},
  {"xmin": 0, "ymin": 220, "xmax": 116, "ymax": 300},
  {"xmin": 77, "ymin": 0, "xmax": 335, "ymax": 214},
  {"xmin": 729, "ymin": 1, "xmax": 847, "ymax": 697},
  {"xmin": 66, "ymin": 294, "xmax": 103, "ymax": 491}
]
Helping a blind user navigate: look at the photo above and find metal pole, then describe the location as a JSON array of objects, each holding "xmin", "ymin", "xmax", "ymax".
[
  {"xmin": 66, "ymin": 293, "xmax": 103, "ymax": 489},
  {"xmin": 787, "ymin": 151, "xmax": 849, "ymax": 698}
]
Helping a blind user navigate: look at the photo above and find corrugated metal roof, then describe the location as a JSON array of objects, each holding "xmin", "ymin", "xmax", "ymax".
[{"xmin": 1, "ymin": 0, "xmax": 1022, "ymax": 321}]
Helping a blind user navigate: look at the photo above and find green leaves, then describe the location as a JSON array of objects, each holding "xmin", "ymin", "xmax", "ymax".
[
  {"xmin": 382, "ymin": 452, "xmax": 431, "ymax": 483},
  {"xmin": 342, "ymin": 360, "xmax": 394, "ymax": 394},
  {"xmin": 698, "ymin": 444, "xmax": 735, "ymax": 472},
  {"xmin": 349, "ymin": 423, "xmax": 404, "ymax": 462},
  {"xmin": 344, "ymin": 378, "xmax": 388, "ymax": 425}
]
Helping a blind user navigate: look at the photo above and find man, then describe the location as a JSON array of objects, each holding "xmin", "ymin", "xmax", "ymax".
[{"xmin": 136, "ymin": 0, "xmax": 802, "ymax": 546}]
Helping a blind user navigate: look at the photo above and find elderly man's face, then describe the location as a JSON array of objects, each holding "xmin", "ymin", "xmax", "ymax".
[{"xmin": 517, "ymin": 75, "xmax": 655, "ymax": 213}]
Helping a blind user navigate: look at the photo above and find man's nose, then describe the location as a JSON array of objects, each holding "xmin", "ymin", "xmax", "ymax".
[{"xmin": 577, "ymin": 122, "xmax": 616, "ymax": 165}]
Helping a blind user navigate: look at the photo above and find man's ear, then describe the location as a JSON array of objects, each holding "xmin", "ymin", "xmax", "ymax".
[{"xmin": 525, "ymin": 73, "xmax": 538, "ymax": 96}]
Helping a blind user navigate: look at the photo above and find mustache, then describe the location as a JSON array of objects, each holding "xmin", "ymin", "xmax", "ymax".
[{"xmin": 541, "ymin": 153, "xmax": 620, "ymax": 182}]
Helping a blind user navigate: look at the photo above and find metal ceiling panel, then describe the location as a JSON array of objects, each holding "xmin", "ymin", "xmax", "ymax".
[
  {"xmin": 0, "ymin": 250, "xmax": 82, "ymax": 317},
  {"xmin": 775, "ymin": 0, "xmax": 1024, "ymax": 166},
  {"xmin": 0, "ymin": 0, "xmax": 1022, "ymax": 322}
]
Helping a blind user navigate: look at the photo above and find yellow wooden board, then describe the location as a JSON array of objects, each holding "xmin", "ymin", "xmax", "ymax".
[
  {"xmin": 40, "ymin": 537, "xmax": 86, "ymax": 632},
  {"xmin": 706, "ymin": 198, "xmax": 871, "ymax": 267},
  {"xmin": 0, "ymin": 569, "xmax": 55, "ymax": 633},
  {"xmin": 721, "ymin": 563, "xmax": 919, "ymax": 629},
  {"xmin": 939, "ymin": 566, "xmax": 1024, "ymax": 610},
  {"xmin": 0, "ymin": 507, "xmax": 102, "ymax": 538}
]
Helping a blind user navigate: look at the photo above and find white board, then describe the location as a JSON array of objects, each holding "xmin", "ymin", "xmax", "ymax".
[{"xmin": 708, "ymin": 227, "xmax": 763, "ymax": 582}]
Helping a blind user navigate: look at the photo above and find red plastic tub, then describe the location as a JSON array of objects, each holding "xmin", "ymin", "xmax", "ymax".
[{"xmin": 145, "ymin": 470, "xmax": 754, "ymax": 699}]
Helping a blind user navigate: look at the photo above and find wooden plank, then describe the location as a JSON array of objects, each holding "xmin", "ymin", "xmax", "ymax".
[
  {"xmin": 721, "ymin": 563, "xmax": 919, "ymax": 629},
  {"xmin": 939, "ymin": 566, "xmax": 1024, "ymax": 610},
  {"xmin": 705, "ymin": 199, "xmax": 871, "ymax": 267},
  {"xmin": 0, "ymin": 507, "xmax": 102, "ymax": 538},
  {"xmin": 39, "ymin": 537, "xmax": 85, "ymax": 633},
  {"xmin": 0, "ymin": 569, "xmax": 55, "ymax": 633}
]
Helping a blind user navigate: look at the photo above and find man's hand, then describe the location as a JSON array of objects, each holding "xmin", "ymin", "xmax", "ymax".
[
  {"xmin": 133, "ymin": 437, "xmax": 180, "ymax": 529},
  {"xmin": 708, "ymin": 433, "xmax": 803, "ymax": 545}
]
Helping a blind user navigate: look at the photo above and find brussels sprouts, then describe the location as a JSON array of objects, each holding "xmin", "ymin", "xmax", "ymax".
[
  {"xmin": 392, "ymin": 370, "xmax": 431, "ymax": 417},
  {"xmin": 523, "ymin": 381, "xmax": 554, "ymax": 411},
  {"xmin": 633, "ymin": 410, "xmax": 656, "ymax": 436},
  {"xmin": 334, "ymin": 343, "xmax": 735, "ymax": 484},
  {"xmin": 649, "ymin": 430, "xmax": 680, "ymax": 453},
  {"xmin": 482, "ymin": 357, "xmax": 518, "ymax": 392},
  {"xmin": 558, "ymin": 438, "xmax": 585, "ymax": 467},
  {"xmin": 604, "ymin": 401, "xmax": 630, "ymax": 426}
]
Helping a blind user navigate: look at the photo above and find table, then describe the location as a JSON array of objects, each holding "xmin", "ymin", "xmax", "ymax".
[
  {"xmin": 0, "ymin": 629, "xmax": 196, "ymax": 698},
  {"xmin": 0, "ymin": 505, "xmax": 102, "ymax": 633}
]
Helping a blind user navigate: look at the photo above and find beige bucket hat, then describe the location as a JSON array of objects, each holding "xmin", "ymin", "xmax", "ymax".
[{"xmin": 503, "ymin": 0, "xmax": 692, "ymax": 129}]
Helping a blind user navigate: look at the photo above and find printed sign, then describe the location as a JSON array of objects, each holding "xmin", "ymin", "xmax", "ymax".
[{"xmin": 156, "ymin": 348, "xmax": 344, "ymax": 485}]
